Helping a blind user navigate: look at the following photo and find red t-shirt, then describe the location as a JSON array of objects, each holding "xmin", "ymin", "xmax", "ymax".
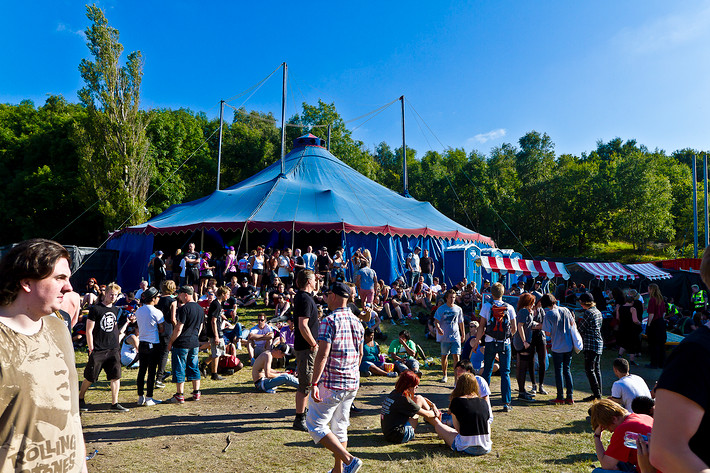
[{"xmin": 605, "ymin": 413, "xmax": 654, "ymax": 473}]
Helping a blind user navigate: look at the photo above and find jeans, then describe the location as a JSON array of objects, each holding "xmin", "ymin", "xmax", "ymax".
[
  {"xmin": 422, "ymin": 273, "xmax": 433, "ymax": 286},
  {"xmin": 172, "ymin": 347, "xmax": 200, "ymax": 383},
  {"xmin": 257, "ymin": 373, "xmax": 299, "ymax": 392},
  {"xmin": 482, "ymin": 340, "xmax": 512, "ymax": 405},
  {"xmin": 583, "ymin": 350, "xmax": 602, "ymax": 398},
  {"xmin": 409, "ymin": 271, "xmax": 420, "ymax": 288},
  {"xmin": 551, "ymin": 351, "xmax": 574, "ymax": 400},
  {"xmin": 393, "ymin": 358, "xmax": 420, "ymax": 374}
]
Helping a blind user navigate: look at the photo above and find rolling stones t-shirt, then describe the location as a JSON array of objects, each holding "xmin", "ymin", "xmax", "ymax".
[
  {"xmin": 88, "ymin": 303, "xmax": 121, "ymax": 351},
  {"xmin": 0, "ymin": 315, "xmax": 84, "ymax": 472}
]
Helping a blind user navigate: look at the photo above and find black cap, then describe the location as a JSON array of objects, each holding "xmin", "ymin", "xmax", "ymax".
[
  {"xmin": 330, "ymin": 281, "xmax": 351, "ymax": 298},
  {"xmin": 578, "ymin": 293, "xmax": 594, "ymax": 304}
]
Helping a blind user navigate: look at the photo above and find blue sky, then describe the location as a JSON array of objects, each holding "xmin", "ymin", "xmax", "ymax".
[{"xmin": 2, "ymin": 1, "xmax": 710, "ymax": 158}]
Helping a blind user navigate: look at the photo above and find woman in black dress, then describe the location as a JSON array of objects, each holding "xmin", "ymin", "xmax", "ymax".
[{"xmin": 616, "ymin": 293, "xmax": 641, "ymax": 365}]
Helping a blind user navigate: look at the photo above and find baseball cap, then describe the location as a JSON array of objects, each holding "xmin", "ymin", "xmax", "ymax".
[{"xmin": 329, "ymin": 281, "xmax": 351, "ymax": 298}]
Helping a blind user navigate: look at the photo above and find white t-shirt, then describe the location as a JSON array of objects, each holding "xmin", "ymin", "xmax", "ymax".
[
  {"xmin": 408, "ymin": 253, "xmax": 420, "ymax": 272},
  {"xmin": 277, "ymin": 255, "xmax": 291, "ymax": 277},
  {"xmin": 479, "ymin": 300, "xmax": 517, "ymax": 344},
  {"xmin": 135, "ymin": 304, "xmax": 164, "ymax": 344},
  {"xmin": 611, "ymin": 374, "xmax": 652, "ymax": 412},
  {"xmin": 249, "ymin": 325, "xmax": 273, "ymax": 349}
]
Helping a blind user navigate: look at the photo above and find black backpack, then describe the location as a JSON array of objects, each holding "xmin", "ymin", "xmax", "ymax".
[{"xmin": 486, "ymin": 303, "xmax": 510, "ymax": 341}]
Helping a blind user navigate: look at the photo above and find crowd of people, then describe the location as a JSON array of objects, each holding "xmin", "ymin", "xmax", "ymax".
[{"xmin": 2, "ymin": 238, "xmax": 710, "ymax": 472}]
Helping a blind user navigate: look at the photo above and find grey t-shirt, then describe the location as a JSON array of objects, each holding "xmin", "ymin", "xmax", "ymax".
[
  {"xmin": 434, "ymin": 303, "xmax": 464, "ymax": 342},
  {"xmin": 542, "ymin": 306, "xmax": 574, "ymax": 353}
]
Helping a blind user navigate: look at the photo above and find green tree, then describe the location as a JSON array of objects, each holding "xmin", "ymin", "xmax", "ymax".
[{"xmin": 75, "ymin": 4, "xmax": 152, "ymax": 231}]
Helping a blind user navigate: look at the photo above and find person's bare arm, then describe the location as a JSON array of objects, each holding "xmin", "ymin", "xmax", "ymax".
[
  {"xmin": 593, "ymin": 425, "xmax": 622, "ymax": 470},
  {"xmin": 310, "ymin": 340, "xmax": 331, "ymax": 402},
  {"xmin": 471, "ymin": 316, "xmax": 486, "ymax": 351},
  {"xmin": 85, "ymin": 319, "xmax": 95, "ymax": 353},
  {"xmin": 167, "ymin": 322, "xmax": 184, "ymax": 351},
  {"xmin": 211, "ymin": 317, "xmax": 219, "ymax": 343},
  {"xmin": 649, "ymin": 389, "xmax": 710, "ymax": 473}
]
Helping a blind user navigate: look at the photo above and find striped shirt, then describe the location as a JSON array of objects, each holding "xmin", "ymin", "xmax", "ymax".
[{"xmin": 318, "ymin": 307, "xmax": 364, "ymax": 391}]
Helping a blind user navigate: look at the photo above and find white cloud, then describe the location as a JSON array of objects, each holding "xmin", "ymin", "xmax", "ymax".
[
  {"xmin": 56, "ymin": 22, "xmax": 86, "ymax": 39},
  {"xmin": 468, "ymin": 128, "xmax": 507, "ymax": 144},
  {"xmin": 614, "ymin": 4, "xmax": 710, "ymax": 54}
]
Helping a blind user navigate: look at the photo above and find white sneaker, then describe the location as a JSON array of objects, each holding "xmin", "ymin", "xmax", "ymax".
[
  {"xmin": 440, "ymin": 376, "xmax": 448, "ymax": 383},
  {"xmin": 137, "ymin": 395, "xmax": 146, "ymax": 406},
  {"xmin": 144, "ymin": 397, "xmax": 161, "ymax": 406},
  {"xmin": 236, "ymin": 340, "xmax": 242, "ymax": 350}
]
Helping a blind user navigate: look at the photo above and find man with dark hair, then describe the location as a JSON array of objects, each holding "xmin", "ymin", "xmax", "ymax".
[
  {"xmin": 406, "ymin": 246, "xmax": 421, "ymax": 288},
  {"xmin": 293, "ymin": 269, "xmax": 320, "ymax": 431},
  {"xmin": 165, "ymin": 285, "xmax": 204, "ymax": 404},
  {"xmin": 79, "ymin": 281, "xmax": 132, "ymax": 412},
  {"xmin": 388, "ymin": 330, "xmax": 420, "ymax": 374},
  {"xmin": 609, "ymin": 357, "xmax": 651, "ymax": 412},
  {"xmin": 251, "ymin": 344, "xmax": 299, "ymax": 393},
  {"xmin": 420, "ymin": 249, "xmax": 435, "ymax": 286},
  {"xmin": 307, "ymin": 281, "xmax": 365, "ymax": 473},
  {"xmin": 0, "ymin": 239, "xmax": 86, "ymax": 472}
]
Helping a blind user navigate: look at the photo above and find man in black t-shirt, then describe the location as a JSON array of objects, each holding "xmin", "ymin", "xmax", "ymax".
[
  {"xmin": 235, "ymin": 278, "xmax": 257, "ymax": 307},
  {"xmin": 153, "ymin": 251, "xmax": 166, "ymax": 289},
  {"xmin": 420, "ymin": 249, "xmax": 435, "ymax": 286},
  {"xmin": 165, "ymin": 286, "xmax": 204, "ymax": 404},
  {"xmin": 651, "ymin": 324, "xmax": 710, "ymax": 470},
  {"xmin": 206, "ymin": 286, "xmax": 229, "ymax": 381},
  {"xmin": 316, "ymin": 247, "xmax": 332, "ymax": 286},
  {"xmin": 79, "ymin": 282, "xmax": 131, "ymax": 412},
  {"xmin": 292, "ymin": 269, "xmax": 320, "ymax": 431},
  {"xmin": 183, "ymin": 243, "xmax": 200, "ymax": 291}
]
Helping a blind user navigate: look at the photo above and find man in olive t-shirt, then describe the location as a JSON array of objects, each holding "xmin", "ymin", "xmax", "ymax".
[{"xmin": 0, "ymin": 239, "xmax": 86, "ymax": 472}]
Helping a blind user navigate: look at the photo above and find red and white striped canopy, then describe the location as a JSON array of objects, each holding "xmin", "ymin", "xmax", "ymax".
[
  {"xmin": 475, "ymin": 256, "xmax": 571, "ymax": 280},
  {"xmin": 625, "ymin": 263, "xmax": 672, "ymax": 280},
  {"xmin": 572, "ymin": 262, "xmax": 639, "ymax": 280}
]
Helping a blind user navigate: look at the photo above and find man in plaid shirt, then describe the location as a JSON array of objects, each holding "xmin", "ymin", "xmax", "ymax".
[
  {"xmin": 577, "ymin": 293, "xmax": 604, "ymax": 401},
  {"xmin": 307, "ymin": 281, "xmax": 364, "ymax": 473}
]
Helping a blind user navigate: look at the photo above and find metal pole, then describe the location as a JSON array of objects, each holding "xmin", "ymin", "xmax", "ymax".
[
  {"xmin": 327, "ymin": 124, "xmax": 331, "ymax": 150},
  {"xmin": 401, "ymin": 95, "xmax": 408, "ymax": 197},
  {"xmin": 280, "ymin": 62, "xmax": 287, "ymax": 176},
  {"xmin": 704, "ymin": 153, "xmax": 709, "ymax": 248},
  {"xmin": 216, "ymin": 100, "xmax": 224, "ymax": 191},
  {"xmin": 693, "ymin": 154, "xmax": 698, "ymax": 257},
  {"xmin": 200, "ymin": 228, "xmax": 205, "ymax": 253}
]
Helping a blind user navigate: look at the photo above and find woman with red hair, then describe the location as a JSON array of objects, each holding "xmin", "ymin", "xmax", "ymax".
[{"xmin": 380, "ymin": 370, "xmax": 440, "ymax": 443}]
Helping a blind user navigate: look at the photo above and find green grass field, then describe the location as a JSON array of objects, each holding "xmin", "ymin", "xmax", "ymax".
[{"xmin": 77, "ymin": 306, "xmax": 664, "ymax": 472}]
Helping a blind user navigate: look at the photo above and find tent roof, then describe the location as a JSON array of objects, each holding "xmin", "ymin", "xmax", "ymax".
[
  {"xmin": 122, "ymin": 136, "xmax": 494, "ymax": 245},
  {"xmin": 475, "ymin": 256, "xmax": 570, "ymax": 280},
  {"xmin": 568, "ymin": 262, "xmax": 639, "ymax": 280},
  {"xmin": 625, "ymin": 263, "xmax": 672, "ymax": 280}
]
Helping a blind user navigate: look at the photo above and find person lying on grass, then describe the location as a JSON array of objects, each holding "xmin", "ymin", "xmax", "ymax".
[
  {"xmin": 430, "ymin": 372, "xmax": 492, "ymax": 456},
  {"xmin": 380, "ymin": 370, "xmax": 440, "ymax": 444},
  {"xmin": 251, "ymin": 343, "xmax": 299, "ymax": 393}
]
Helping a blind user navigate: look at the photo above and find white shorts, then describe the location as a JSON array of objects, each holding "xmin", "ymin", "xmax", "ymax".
[{"xmin": 306, "ymin": 386, "xmax": 358, "ymax": 444}]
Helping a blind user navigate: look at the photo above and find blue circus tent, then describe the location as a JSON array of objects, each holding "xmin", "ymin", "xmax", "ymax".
[{"xmin": 108, "ymin": 134, "xmax": 495, "ymax": 289}]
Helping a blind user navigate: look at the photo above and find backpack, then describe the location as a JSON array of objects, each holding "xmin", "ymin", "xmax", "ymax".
[{"xmin": 485, "ymin": 303, "xmax": 510, "ymax": 341}]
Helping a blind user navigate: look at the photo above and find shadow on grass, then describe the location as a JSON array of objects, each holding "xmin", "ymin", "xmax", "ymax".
[
  {"xmin": 509, "ymin": 418, "xmax": 589, "ymax": 435},
  {"xmin": 83, "ymin": 408, "xmax": 301, "ymax": 443},
  {"xmin": 544, "ymin": 452, "xmax": 596, "ymax": 465}
]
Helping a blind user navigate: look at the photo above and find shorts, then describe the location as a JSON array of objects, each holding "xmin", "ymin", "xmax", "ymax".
[
  {"xmin": 187, "ymin": 267, "xmax": 200, "ymax": 285},
  {"xmin": 172, "ymin": 346, "xmax": 200, "ymax": 383},
  {"xmin": 360, "ymin": 288, "xmax": 375, "ymax": 305},
  {"xmin": 401, "ymin": 422, "xmax": 415, "ymax": 443},
  {"xmin": 452, "ymin": 435, "xmax": 490, "ymax": 456},
  {"xmin": 306, "ymin": 387, "xmax": 357, "ymax": 444},
  {"xmin": 296, "ymin": 348, "xmax": 316, "ymax": 394},
  {"xmin": 84, "ymin": 348, "xmax": 122, "ymax": 382},
  {"xmin": 441, "ymin": 339, "xmax": 462, "ymax": 356},
  {"xmin": 251, "ymin": 268, "xmax": 263, "ymax": 276},
  {"xmin": 211, "ymin": 339, "xmax": 226, "ymax": 359}
]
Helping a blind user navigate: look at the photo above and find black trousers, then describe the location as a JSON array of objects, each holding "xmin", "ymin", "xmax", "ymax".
[
  {"xmin": 583, "ymin": 350, "xmax": 602, "ymax": 398},
  {"xmin": 137, "ymin": 341, "xmax": 161, "ymax": 398}
]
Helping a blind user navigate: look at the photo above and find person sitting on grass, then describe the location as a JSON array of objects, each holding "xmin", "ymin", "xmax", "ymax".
[
  {"xmin": 246, "ymin": 313, "xmax": 274, "ymax": 365},
  {"xmin": 589, "ymin": 399, "xmax": 654, "ymax": 473},
  {"xmin": 388, "ymin": 330, "xmax": 420, "ymax": 374},
  {"xmin": 251, "ymin": 343, "xmax": 299, "ymax": 393},
  {"xmin": 234, "ymin": 277, "xmax": 257, "ymax": 308},
  {"xmin": 381, "ymin": 370, "xmax": 441, "ymax": 444},
  {"xmin": 430, "ymin": 372, "xmax": 492, "ymax": 456},
  {"xmin": 360, "ymin": 328, "xmax": 396, "ymax": 378}
]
